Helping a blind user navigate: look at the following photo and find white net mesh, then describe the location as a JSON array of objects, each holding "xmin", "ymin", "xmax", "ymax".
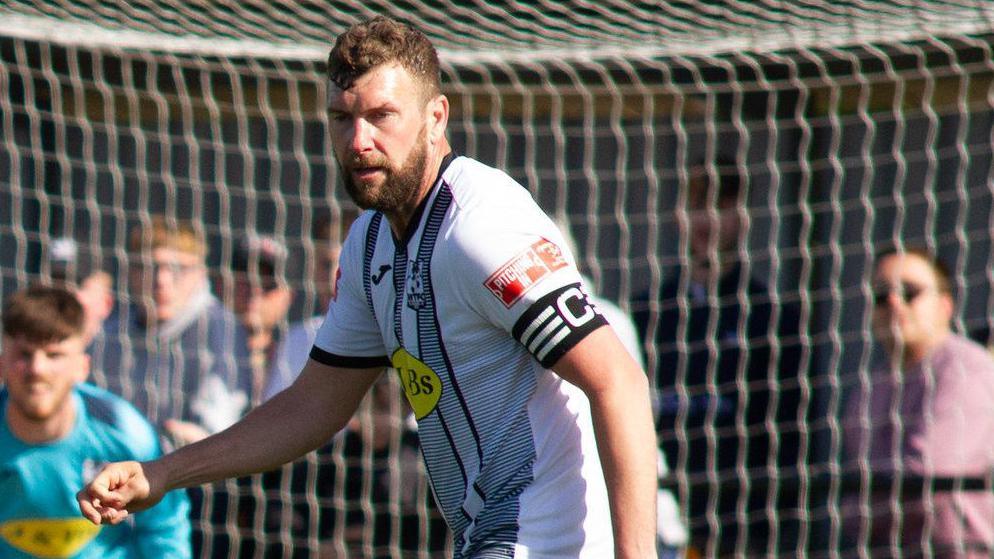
[{"xmin": 3, "ymin": 1, "xmax": 994, "ymax": 557}]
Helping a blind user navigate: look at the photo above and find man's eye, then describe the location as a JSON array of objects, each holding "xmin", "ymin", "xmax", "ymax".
[{"xmin": 369, "ymin": 110, "xmax": 392, "ymax": 122}]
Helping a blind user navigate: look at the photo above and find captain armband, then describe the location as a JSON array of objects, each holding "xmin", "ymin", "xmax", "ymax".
[{"xmin": 511, "ymin": 283, "xmax": 607, "ymax": 368}]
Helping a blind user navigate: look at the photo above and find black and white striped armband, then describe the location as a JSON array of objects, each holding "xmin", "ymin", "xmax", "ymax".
[{"xmin": 511, "ymin": 282, "xmax": 607, "ymax": 369}]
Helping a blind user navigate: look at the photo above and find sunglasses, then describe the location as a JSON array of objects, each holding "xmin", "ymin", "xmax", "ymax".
[
  {"xmin": 873, "ymin": 282, "xmax": 930, "ymax": 306},
  {"xmin": 234, "ymin": 272, "xmax": 280, "ymax": 293}
]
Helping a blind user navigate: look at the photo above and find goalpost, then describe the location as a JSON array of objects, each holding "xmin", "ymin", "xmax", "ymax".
[{"xmin": 3, "ymin": 1, "xmax": 994, "ymax": 557}]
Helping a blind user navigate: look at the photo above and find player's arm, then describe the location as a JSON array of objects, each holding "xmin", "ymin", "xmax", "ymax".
[
  {"xmin": 552, "ymin": 324, "xmax": 658, "ymax": 559},
  {"xmin": 78, "ymin": 359, "xmax": 383, "ymax": 524}
]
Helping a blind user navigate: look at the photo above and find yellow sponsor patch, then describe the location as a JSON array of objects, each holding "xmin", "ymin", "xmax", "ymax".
[
  {"xmin": 1, "ymin": 518, "xmax": 101, "ymax": 558},
  {"xmin": 391, "ymin": 348, "xmax": 442, "ymax": 420}
]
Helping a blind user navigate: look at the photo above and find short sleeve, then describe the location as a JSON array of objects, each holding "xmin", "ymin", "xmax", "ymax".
[
  {"xmin": 311, "ymin": 215, "xmax": 390, "ymax": 369},
  {"xmin": 451, "ymin": 210, "xmax": 607, "ymax": 369}
]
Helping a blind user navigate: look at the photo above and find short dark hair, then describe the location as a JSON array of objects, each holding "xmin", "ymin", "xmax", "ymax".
[
  {"xmin": 327, "ymin": 16, "xmax": 441, "ymax": 101},
  {"xmin": 2, "ymin": 284, "xmax": 85, "ymax": 344},
  {"xmin": 232, "ymin": 235, "xmax": 287, "ymax": 281},
  {"xmin": 874, "ymin": 245, "xmax": 953, "ymax": 294}
]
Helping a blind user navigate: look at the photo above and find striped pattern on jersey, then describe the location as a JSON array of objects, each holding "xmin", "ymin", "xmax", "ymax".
[{"xmin": 359, "ymin": 182, "xmax": 533, "ymax": 557}]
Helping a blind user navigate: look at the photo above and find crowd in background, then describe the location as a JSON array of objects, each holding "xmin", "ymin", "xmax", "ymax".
[
  {"xmin": 3, "ymin": 159, "xmax": 994, "ymax": 558},
  {"xmin": 11, "ymin": 208, "xmax": 449, "ymax": 558}
]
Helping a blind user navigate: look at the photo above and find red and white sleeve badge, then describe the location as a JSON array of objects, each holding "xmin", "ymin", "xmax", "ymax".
[{"xmin": 484, "ymin": 238, "xmax": 568, "ymax": 308}]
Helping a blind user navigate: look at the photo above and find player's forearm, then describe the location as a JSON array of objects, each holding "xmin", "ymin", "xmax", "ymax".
[
  {"xmin": 150, "ymin": 393, "xmax": 326, "ymax": 489},
  {"xmin": 152, "ymin": 363, "xmax": 377, "ymax": 491},
  {"xmin": 588, "ymin": 369, "xmax": 658, "ymax": 558}
]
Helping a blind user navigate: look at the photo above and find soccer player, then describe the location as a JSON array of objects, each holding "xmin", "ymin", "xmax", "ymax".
[
  {"xmin": 78, "ymin": 16, "xmax": 657, "ymax": 558},
  {"xmin": 0, "ymin": 285, "xmax": 191, "ymax": 558}
]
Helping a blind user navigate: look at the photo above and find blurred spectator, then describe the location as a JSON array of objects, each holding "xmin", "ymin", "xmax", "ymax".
[
  {"xmin": 265, "ymin": 210, "xmax": 354, "ymax": 400},
  {"xmin": 227, "ymin": 234, "xmax": 293, "ymax": 398},
  {"xmin": 94, "ymin": 216, "xmax": 252, "ymax": 446},
  {"xmin": 631, "ymin": 160, "xmax": 804, "ymax": 556},
  {"xmin": 0, "ymin": 284, "xmax": 191, "ymax": 558},
  {"xmin": 45, "ymin": 237, "xmax": 115, "ymax": 346},
  {"xmin": 842, "ymin": 246, "xmax": 994, "ymax": 558}
]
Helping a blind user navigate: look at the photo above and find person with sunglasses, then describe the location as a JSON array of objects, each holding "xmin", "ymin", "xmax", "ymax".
[{"xmin": 842, "ymin": 246, "xmax": 994, "ymax": 558}]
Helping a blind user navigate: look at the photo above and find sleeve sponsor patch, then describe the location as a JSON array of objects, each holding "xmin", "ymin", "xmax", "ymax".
[
  {"xmin": 511, "ymin": 282, "xmax": 607, "ymax": 368},
  {"xmin": 484, "ymin": 238, "xmax": 568, "ymax": 308}
]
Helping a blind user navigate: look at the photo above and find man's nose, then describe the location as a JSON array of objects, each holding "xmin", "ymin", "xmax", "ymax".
[
  {"xmin": 350, "ymin": 118, "xmax": 374, "ymax": 153},
  {"xmin": 25, "ymin": 351, "xmax": 50, "ymax": 375}
]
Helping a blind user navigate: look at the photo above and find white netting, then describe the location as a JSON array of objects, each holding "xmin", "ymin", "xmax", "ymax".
[{"xmin": 2, "ymin": 1, "xmax": 994, "ymax": 557}]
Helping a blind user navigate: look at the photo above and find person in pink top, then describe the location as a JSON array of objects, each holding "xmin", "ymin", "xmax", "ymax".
[{"xmin": 843, "ymin": 246, "xmax": 994, "ymax": 558}]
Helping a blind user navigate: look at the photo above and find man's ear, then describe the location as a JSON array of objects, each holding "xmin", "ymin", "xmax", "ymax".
[
  {"xmin": 96, "ymin": 288, "xmax": 115, "ymax": 323},
  {"xmin": 426, "ymin": 94, "xmax": 449, "ymax": 145},
  {"xmin": 77, "ymin": 353, "xmax": 91, "ymax": 384},
  {"xmin": 940, "ymin": 291, "xmax": 956, "ymax": 323}
]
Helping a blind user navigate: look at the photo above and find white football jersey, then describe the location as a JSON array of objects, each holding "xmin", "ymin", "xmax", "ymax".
[{"xmin": 312, "ymin": 155, "xmax": 613, "ymax": 558}]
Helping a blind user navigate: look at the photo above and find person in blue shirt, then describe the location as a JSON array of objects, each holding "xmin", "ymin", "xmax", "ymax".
[{"xmin": 0, "ymin": 284, "xmax": 191, "ymax": 558}]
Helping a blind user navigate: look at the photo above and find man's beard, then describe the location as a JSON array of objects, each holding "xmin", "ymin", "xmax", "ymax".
[{"xmin": 340, "ymin": 128, "xmax": 429, "ymax": 215}]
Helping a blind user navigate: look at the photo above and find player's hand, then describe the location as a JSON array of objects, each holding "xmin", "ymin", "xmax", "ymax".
[{"xmin": 77, "ymin": 460, "xmax": 165, "ymax": 525}]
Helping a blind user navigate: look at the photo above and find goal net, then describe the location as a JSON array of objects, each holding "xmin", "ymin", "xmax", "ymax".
[{"xmin": 2, "ymin": 1, "xmax": 994, "ymax": 557}]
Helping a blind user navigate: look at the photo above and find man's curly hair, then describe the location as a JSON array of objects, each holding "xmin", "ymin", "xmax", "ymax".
[{"xmin": 327, "ymin": 16, "xmax": 441, "ymax": 102}]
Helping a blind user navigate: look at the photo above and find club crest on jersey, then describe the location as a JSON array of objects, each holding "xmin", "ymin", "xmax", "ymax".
[
  {"xmin": 406, "ymin": 259, "xmax": 427, "ymax": 310},
  {"xmin": 485, "ymin": 238, "xmax": 568, "ymax": 308}
]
